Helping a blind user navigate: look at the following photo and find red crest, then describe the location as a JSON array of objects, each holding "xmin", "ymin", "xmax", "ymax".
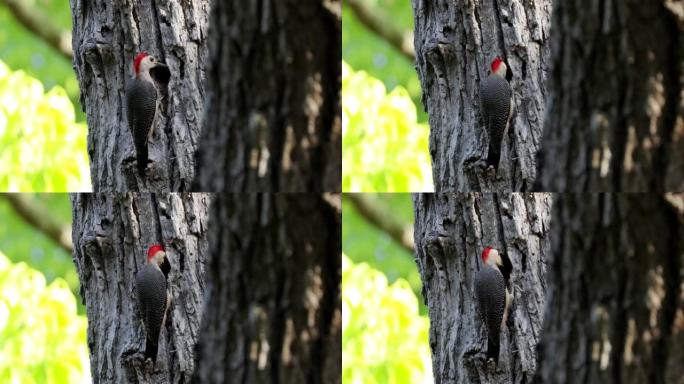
[
  {"xmin": 481, "ymin": 246, "xmax": 493, "ymax": 262},
  {"xmin": 147, "ymin": 244, "xmax": 164, "ymax": 261},
  {"xmin": 490, "ymin": 57, "xmax": 504, "ymax": 73},
  {"xmin": 134, "ymin": 52, "xmax": 149, "ymax": 74}
]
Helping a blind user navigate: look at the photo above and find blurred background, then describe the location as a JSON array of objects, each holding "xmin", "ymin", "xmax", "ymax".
[
  {"xmin": 0, "ymin": 0, "xmax": 90, "ymax": 191},
  {"xmin": 0, "ymin": 194, "xmax": 90, "ymax": 382},
  {"xmin": 342, "ymin": 0, "xmax": 433, "ymax": 192},
  {"xmin": 342, "ymin": 194, "xmax": 432, "ymax": 383}
]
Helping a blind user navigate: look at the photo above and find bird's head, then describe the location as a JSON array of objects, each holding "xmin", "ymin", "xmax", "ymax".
[
  {"xmin": 134, "ymin": 52, "xmax": 171, "ymax": 85},
  {"xmin": 481, "ymin": 246, "xmax": 502, "ymax": 267},
  {"xmin": 134, "ymin": 52, "xmax": 154, "ymax": 75},
  {"xmin": 490, "ymin": 57, "xmax": 507, "ymax": 77},
  {"xmin": 147, "ymin": 244, "xmax": 166, "ymax": 266}
]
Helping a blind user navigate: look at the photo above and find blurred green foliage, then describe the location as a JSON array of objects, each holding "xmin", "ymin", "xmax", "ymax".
[
  {"xmin": 342, "ymin": 194, "xmax": 422, "ymax": 307},
  {"xmin": 0, "ymin": 194, "xmax": 80, "ymax": 310},
  {"xmin": 342, "ymin": 62, "xmax": 432, "ymax": 192},
  {"xmin": 342, "ymin": 254, "xmax": 432, "ymax": 384},
  {"xmin": 342, "ymin": 0, "xmax": 424, "ymax": 122},
  {"xmin": 0, "ymin": 60, "xmax": 91, "ymax": 191},
  {"xmin": 0, "ymin": 252, "xmax": 90, "ymax": 383},
  {"xmin": 0, "ymin": 0, "xmax": 82, "ymax": 121}
]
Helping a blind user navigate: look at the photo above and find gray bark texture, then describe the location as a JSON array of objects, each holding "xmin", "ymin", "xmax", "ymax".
[
  {"xmin": 192, "ymin": 1, "xmax": 342, "ymax": 192},
  {"xmin": 411, "ymin": 0, "xmax": 552, "ymax": 192},
  {"xmin": 70, "ymin": 1, "xmax": 210, "ymax": 192},
  {"xmin": 71, "ymin": 193, "xmax": 210, "ymax": 383},
  {"xmin": 413, "ymin": 193, "xmax": 551, "ymax": 383},
  {"xmin": 534, "ymin": 194, "xmax": 684, "ymax": 383},
  {"xmin": 192, "ymin": 193, "xmax": 342, "ymax": 384},
  {"xmin": 535, "ymin": 1, "xmax": 684, "ymax": 192}
]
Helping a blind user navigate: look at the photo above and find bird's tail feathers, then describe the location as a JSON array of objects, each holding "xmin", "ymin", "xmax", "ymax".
[
  {"xmin": 487, "ymin": 143, "xmax": 501, "ymax": 171},
  {"xmin": 136, "ymin": 145, "xmax": 148, "ymax": 176},
  {"xmin": 487, "ymin": 332, "xmax": 500, "ymax": 364},
  {"xmin": 145, "ymin": 336, "xmax": 158, "ymax": 363}
]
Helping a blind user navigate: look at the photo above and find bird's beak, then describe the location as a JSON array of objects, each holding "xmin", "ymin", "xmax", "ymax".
[{"xmin": 150, "ymin": 62, "xmax": 171, "ymax": 86}]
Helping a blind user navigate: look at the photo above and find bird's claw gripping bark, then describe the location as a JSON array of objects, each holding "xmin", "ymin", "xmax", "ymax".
[
  {"xmin": 143, "ymin": 356, "xmax": 155, "ymax": 370},
  {"xmin": 487, "ymin": 165, "xmax": 497, "ymax": 178},
  {"xmin": 486, "ymin": 357, "xmax": 497, "ymax": 370}
]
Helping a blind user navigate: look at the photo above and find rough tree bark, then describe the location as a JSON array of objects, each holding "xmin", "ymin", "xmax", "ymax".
[
  {"xmin": 412, "ymin": 0, "xmax": 552, "ymax": 192},
  {"xmin": 71, "ymin": 193, "xmax": 210, "ymax": 383},
  {"xmin": 192, "ymin": 1, "xmax": 342, "ymax": 192},
  {"xmin": 193, "ymin": 194, "xmax": 342, "ymax": 383},
  {"xmin": 71, "ymin": 1, "xmax": 210, "ymax": 192},
  {"xmin": 535, "ymin": 194, "xmax": 684, "ymax": 383},
  {"xmin": 413, "ymin": 193, "xmax": 551, "ymax": 383},
  {"xmin": 536, "ymin": 2, "xmax": 684, "ymax": 192}
]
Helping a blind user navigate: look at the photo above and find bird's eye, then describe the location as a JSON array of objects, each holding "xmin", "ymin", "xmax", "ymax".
[{"xmin": 150, "ymin": 57, "xmax": 154, "ymax": 62}]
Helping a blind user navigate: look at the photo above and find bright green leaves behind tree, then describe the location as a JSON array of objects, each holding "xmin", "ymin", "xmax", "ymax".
[
  {"xmin": 341, "ymin": 195, "xmax": 423, "ymax": 311},
  {"xmin": 0, "ymin": 61, "xmax": 91, "ymax": 191},
  {"xmin": 342, "ymin": 254, "xmax": 432, "ymax": 384},
  {"xmin": 341, "ymin": 1, "xmax": 423, "ymax": 122},
  {"xmin": 0, "ymin": 195, "xmax": 81, "ymax": 313},
  {"xmin": 342, "ymin": 62, "xmax": 433, "ymax": 192},
  {"xmin": 0, "ymin": 2, "xmax": 81, "ymax": 121},
  {"xmin": 0, "ymin": 253, "xmax": 90, "ymax": 383}
]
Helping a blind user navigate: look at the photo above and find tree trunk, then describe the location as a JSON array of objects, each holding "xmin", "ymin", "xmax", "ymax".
[
  {"xmin": 192, "ymin": 1, "xmax": 342, "ymax": 192},
  {"xmin": 71, "ymin": 193, "xmax": 210, "ymax": 383},
  {"xmin": 413, "ymin": 193, "xmax": 551, "ymax": 383},
  {"xmin": 535, "ymin": 2, "xmax": 684, "ymax": 191},
  {"xmin": 70, "ymin": 1, "xmax": 210, "ymax": 192},
  {"xmin": 534, "ymin": 194, "xmax": 684, "ymax": 383},
  {"xmin": 192, "ymin": 194, "xmax": 342, "ymax": 383},
  {"xmin": 411, "ymin": 1, "xmax": 552, "ymax": 192}
]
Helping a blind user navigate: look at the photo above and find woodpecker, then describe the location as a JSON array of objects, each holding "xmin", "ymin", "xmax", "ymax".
[
  {"xmin": 126, "ymin": 52, "xmax": 171, "ymax": 176},
  {"xmin": 135, "ymin": 244, "xmax": 171, "ymax": 363},
  {"xmin": 474, "ymin": 246, "xmax": 513, "ymax": 365},
  {"xmin": 480, "ymin": 57, "xmax": 513, "ymax": 172}
]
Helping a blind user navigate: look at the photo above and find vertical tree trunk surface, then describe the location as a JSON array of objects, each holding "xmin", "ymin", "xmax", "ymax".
[
  {"xmin": 193, "ymin": 194, "xmax": 342, "ymax": 383},
  {"xmin": 413, "ymin": 193, "xmax": 551, "ymax": 383},
  {"xmin": 412, "ymin": 0, "xmax": 552, "ymax": 191},
  {"xmin": 535, "ymin": 194, "xmax": 684, "ymax": 383},
  {"xmin": 71, "ymin": 193, "xmax": 210, "ymax": 383},
  {"xmin": 192, "ymin": 1, "xmax": 342, "ymax": 192},
  {"xmin": 71, "ymin": 1, "xmax": 209, "ymax": 191},
  {"xmin": 536, "ymin": 1, "xmax": 684, "ymax": 192},
  {"xmin": 414, "ymin": 194, "xmax": 551, "ymax": 384}
]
